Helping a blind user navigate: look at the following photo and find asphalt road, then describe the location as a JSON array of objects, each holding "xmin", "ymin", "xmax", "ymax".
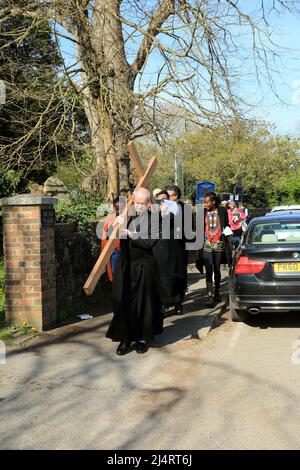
[{"xmin": 1, "ymin": 274, "xmax": 300, "ymax": 449}]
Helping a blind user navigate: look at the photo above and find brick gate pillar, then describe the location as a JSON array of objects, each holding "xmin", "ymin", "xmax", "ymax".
[{"xmin": 1, "ymin": 195, "xmax": 57, "ymax": 331}]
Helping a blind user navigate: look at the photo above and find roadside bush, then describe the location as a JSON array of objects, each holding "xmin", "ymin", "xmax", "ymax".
[
  {"xmin": 0, "ymin": 168, "xmax": 25, "ymax": 199},
  {"xmin": 55, "ymin": 190, "xmax": 113, "ymax": 256}
]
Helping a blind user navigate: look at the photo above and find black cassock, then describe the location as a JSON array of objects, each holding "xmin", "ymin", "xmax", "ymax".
[
  {"xmin": 106, "ymin": 211, "xmax": 163, "ymax": 343},
  {"xmin": 153, "ymin": 212, "xmax": 183, "ymax": 307},
  {"xmin": 163, "ymin": 201, "xmax": 194, "ymax": 304}
]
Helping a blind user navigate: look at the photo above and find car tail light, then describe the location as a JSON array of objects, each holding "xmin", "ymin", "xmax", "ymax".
[{"xmin": 235, "ymin": 256, "xmax": 266, "ymax": 274}]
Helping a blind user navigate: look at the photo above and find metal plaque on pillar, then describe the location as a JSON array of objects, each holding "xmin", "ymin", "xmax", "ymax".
[{"xmin": 41, "ymin": 208, "xmax": 56, "ymax": 227}]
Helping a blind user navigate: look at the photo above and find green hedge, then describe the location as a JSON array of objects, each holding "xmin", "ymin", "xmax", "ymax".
[{"xmin": 55, "ymin": 190, "xmax": 114, "ymax": 256}]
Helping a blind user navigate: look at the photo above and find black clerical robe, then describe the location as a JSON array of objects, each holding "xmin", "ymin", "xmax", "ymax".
[
  {"xmin": 174, "ymin": 201, "xmax": 189, "ymax": 300},
  {"xmin": 106, "ymin": 211, "xmax": 163, "ymax": 343},
  {"xmin": 153, "ymin": 212, "xmax": 183, "ymax": 306}
]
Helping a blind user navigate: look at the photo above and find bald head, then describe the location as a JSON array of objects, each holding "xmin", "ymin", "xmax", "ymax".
[
  {"xmin": 134, "ymin": 187, "xmax": 151, "ymax": 214},
  {"xmin": 134, "ymin": 187, "xmax": 150, "ymax": 203}
]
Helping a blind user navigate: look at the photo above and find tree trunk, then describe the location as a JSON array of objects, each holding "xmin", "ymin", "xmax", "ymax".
[
  {"xmin": 88, "ymin": 0, "xmax": 134, "ymax": 199},
  {"xmin": 115, "ymin": 126, "xmax": 132, "ymax": 195},
  {"xmin": 76, "ymin": 0, "xmax": 137, "ymax": 200},
  {"xmin": 102, "ymin": 120, "xmax": 119, "ymax": 200},
  {"xmin": 82, "ymin": 90, "xmax": 133, "ymax": 199}
]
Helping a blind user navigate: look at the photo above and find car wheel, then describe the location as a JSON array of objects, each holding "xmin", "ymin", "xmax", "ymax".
[{"xmin": 230, "ymin": 297, "xmax": 247, "ymax": 322}]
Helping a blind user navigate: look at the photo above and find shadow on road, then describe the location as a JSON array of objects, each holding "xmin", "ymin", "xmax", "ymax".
[{"xmin": 245, "ymin": 311, "xmax": 300, "ymax": 329}]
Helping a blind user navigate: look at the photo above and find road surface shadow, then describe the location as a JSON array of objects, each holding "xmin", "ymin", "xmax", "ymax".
[
  {"xmin": 151, "ymin": 314, "xmax": 214, "ymax": 347},
  {"xmin": 246, "ymin": 311, "xmax": 300, "ymax": 329}
]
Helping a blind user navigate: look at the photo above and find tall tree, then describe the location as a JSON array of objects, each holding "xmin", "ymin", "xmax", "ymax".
[
  {"xmin": 0, "ymin": 0, "xmax": 297, "ymax": 199},
  {"xmin": 0, "ymin": 0, "xmax": 84, "ymax": 186},
  {"xmin": 147, "ymin": 119, "xmax": 300, "ymax": 207}
]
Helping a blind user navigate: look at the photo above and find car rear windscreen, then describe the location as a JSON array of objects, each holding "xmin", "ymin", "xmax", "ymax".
[{"xmin": 248, "ymin": 221, "xmax": 300, "ymax": 244}]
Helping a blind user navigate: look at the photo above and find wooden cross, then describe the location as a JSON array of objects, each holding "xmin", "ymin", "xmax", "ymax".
[{"xmin": 83, "ymin": 141, "xmax": 157, "ymax": 296}]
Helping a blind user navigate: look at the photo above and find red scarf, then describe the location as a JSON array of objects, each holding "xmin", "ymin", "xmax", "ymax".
[{"xmin": 205, "ymin": 210, "xmax": 222, "ymax": 243}]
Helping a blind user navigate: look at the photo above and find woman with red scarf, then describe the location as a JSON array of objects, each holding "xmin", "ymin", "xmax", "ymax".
[{"xmin": 199, "ymin": 192, "xmax": 232, "ymax": 307}]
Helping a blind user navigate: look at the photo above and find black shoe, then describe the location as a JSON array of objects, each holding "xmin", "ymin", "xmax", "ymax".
[
  {"xmin": 214, "ymin": 294, "xmax": 222, "ymax": 303},
  {"xmin": 205, "ymin": 297, "xmax": 215, "ymax": 308},
  {"xmin": 162, "ymin": 305, "xmax": 174, "ymax": 318},
  {"xmin": 135, "ymin": 341, "xmax": 148, "ymax": 354},
  {"xmin": 116, "ymin": 342, "xmax": 131, "ymax": 356},
  {"xmin": 174, "ymin": 303, "xmax": 183, "ymax": 315}
]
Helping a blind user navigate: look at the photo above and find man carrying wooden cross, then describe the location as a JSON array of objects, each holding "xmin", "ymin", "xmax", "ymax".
[{"xmin": 105, "ymin": 187, "xmax": 163, "ymax": 355}]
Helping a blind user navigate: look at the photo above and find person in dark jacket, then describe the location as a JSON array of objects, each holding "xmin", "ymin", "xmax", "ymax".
[
  {"xmin": 196, "ymin": 191, "xmax": 232, "ymax": 308},
  {"xmin": 167, "ymin": 185, "xmax": 188, "ymax": 314},
  {"xmin": 153, "ymin": 190, "xmax": 183, "ymax": 315}
]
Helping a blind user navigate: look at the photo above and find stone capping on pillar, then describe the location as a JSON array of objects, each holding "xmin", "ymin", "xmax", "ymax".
[
  {"xmin": 1, "ymin": 194, "xmax": 58, "ymax": 331},
  {"xmin": 0, "ymin": 195, "xmax": 58, "ymax": 207}
]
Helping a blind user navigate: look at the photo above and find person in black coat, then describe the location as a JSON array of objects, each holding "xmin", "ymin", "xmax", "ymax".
[
  {"xmin": 167, "ymin": 185, "xmax": 188, "ymax": 314},
  {"xmin": 153, "ymin": 190, "xmax": 183, "ymax": 313},
  {"xmin": 106, "ymin": 188, "xmax": 163, "ymax": 356},
  {"xmin": 196, "ymin": 191, "xmax": 232, "ymax": 308}
]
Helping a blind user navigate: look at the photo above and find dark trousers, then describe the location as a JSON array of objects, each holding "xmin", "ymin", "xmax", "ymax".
[
  {"xmin": 202, "ymin": 250, "xmax": 223, "ymax": 294},
  {"xmin": 180, "ymin": 250, "xmax": 188, "ymax": 301}
]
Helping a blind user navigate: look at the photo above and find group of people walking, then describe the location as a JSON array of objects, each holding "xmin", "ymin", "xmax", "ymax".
[{"xmin": 102, "ymin": 186, "xmax": 248, "ymax": 356}]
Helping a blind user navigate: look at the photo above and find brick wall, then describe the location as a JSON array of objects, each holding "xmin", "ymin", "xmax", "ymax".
[
  {"xmin": 1, "ymin": 193, "xmax": 111, "ymax": 330},
  {"xmin": 54, "ymin": 220, "xmax": 110, "ymax": 321},
  {"xmin": 2, "ymin": 203, "xmax": 56, "ymax": 330}
]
